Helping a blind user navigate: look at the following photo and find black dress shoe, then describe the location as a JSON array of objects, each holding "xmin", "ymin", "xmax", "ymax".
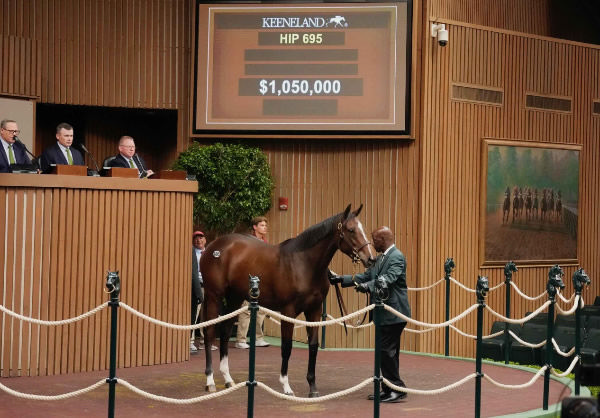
[
  {"xmin": 380, "ymin": 391, "xmax": 407, "ymax": 403},
  {"xmin": 368, "ymin": 392, "xmax": 391, "ymax": 401}
]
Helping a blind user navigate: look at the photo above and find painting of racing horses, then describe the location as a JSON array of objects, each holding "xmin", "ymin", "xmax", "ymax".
[
  {"xmin": 200, "ymin": 204, "xmax": 375, "ymax": 396},
  {"xmin": 482, "ymin": 140, "xmax": 580, "ymax": 264}
]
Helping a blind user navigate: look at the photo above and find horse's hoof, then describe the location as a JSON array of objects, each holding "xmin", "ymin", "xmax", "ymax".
[
  {"xmin": 206, "ymin": 384, "xmax": 217, "ymax": 393},
  {"xmin": 308, "ymin": 391, "xmax": 319, "ymax": 398},
  {"xmin": 225, "ymin": 382, "xmax": 233, "ymax": 388}
]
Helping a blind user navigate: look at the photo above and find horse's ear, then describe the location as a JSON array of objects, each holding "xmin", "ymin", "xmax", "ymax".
[
  {"xmin": 352, "ymin": 203, "xmax": 363, "ymax": 217},
  {"xmin": 343, "ymin": 204, "xmax": 352, "ymax": 219}
]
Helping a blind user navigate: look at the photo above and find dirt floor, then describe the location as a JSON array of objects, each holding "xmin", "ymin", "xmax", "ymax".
[
  {"xmin": 485, "ymin": 209, "xmax": 576, "ymax": 261},
  {"xmin": 0, "ymin": 338, "xmax": 574, "ymax": 418}
]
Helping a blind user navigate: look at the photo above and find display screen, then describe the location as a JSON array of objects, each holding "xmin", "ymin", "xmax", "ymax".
[{"xmin": 193, "ymin": 1, "xmax": 411, "ymax": 134}]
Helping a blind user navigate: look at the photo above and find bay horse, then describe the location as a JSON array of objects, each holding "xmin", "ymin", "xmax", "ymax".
[
  {"xmin": 512, "ymin": 187, "xmax": 520, "ymax": 223},
  {"xmin": 524, "ymin": 188, "xmax": 532, "ymax": 222},
  {"xmin": 200, "ymin": 204, "xmax": 375, "ymax": 397}
]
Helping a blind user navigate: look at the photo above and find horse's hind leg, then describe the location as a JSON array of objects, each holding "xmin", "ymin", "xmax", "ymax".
[
  {"xmin": 219, "ymin": 317, "xmax": 236, "ymax": 388},
  {"xmin": 203, "ymin": 298, "xmax": 218, "ymax": 392},
  {"xmin": 279, "ymin": 321, "xmax": 295, "ymax": 396}
]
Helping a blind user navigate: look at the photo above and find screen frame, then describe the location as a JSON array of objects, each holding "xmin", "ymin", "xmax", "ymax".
[{"xmin": 191, "ymin": 0, "xmax": 413, "ymax": 138}]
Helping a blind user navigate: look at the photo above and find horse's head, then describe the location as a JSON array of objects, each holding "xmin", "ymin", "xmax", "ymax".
[
  {"xmin": 444, "ymin": 258, "xmax": 455, "ymax": 277},
  {"xmin": 547, "ymin": 264, "xmax": 565, "ymax": 296},
  {"xmin": 476, "ymin": 275, "xmax": 489, "ymax": 301},
  {"xmin": 105, "ymin": 271, "xmax": 120, "ymax": 295},
  {"xmin": 572, "ymin": 268, "xmax": 590, "ymax": 293},
  {"xmin": 504, "ymin": 261, "xmax": 518, "ymax": 279},
  {"xmin": 337, "ymin": 204, "xmax": 376, "ymax": 267}
]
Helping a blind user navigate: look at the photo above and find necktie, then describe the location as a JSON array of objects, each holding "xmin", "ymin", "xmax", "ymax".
[
  {"xmin": 7, "ymin": 144, "xmax": 16, "ymax": 164},
  {"xmin": 129, "ymin": 158, "xmax": 135, "ymax": 169},
  {"xmin": 66, "ymin": 148, "xmax": 73, "ymax": 165}
]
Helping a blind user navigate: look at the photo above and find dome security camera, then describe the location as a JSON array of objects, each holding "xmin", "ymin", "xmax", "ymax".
[
  {"xmin": 431, "ymin": 23, "xmax": 448, "ymax": 47},
  {"xmin": 437, "ymin": 28, "xmax": 448, "ymax": 46}
]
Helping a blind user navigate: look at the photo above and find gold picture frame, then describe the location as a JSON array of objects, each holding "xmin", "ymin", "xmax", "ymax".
[{"xmin": 479, "ymin": 139, "xmax": 581, "ymax": 266}]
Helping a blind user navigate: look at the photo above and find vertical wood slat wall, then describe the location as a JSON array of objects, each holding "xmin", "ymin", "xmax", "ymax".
[
  {"xmin": 0, "ymin": 179, "xmax": 194, "ymax": 376},
  {"xmin": 419, "ymin": 9, "xmax": 600, "ymax": 357},
  {"xmin": 0, "ymin": 0, "xmax": 193, "ymax": 152},
  {"xmin": 259, "ymin": 140, "xmax": 421, "ymax": 352}
]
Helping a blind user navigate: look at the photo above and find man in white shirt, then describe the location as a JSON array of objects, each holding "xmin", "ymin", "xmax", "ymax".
[
  {"xmin": 40, "ymin": 123, "xmax": 85, "ymax": 172},
  {"xmin": 107, "ymin": 136, "xmax": 154, "ymax": 178}
]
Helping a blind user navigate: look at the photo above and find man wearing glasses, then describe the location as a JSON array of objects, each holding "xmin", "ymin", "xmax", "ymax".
[
  {"xmin": 107, "ymin": 136, "xmax": 154, "ymax": 178},
  {"xmin": 40, "ymin": 122, "xmax": 85, "ymax": 172},
  {"xmin": 0, "ymin": 119, "xmax": 31, "ymax": 173}
]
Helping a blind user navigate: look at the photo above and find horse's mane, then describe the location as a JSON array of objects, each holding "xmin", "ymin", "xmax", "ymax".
[{"xmin": 279, "ymin": 211, "xmax": 344, "ymax": 253}]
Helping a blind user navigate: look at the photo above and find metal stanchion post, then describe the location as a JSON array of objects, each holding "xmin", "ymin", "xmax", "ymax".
[
  {"xmin": 543, "ymin": 265, "xmax": 565, "ymax": 410},
  {"xmin": 475, "ymin": 276, "xmax": 489, "ymax": 418},
  {"xmin": 504, "ymin": 261, "xmax": 517, "ymax": 365},
  {"xmin": 444, "ymin": 258, "xmax": 455, "ymax": 357},
  {"xmin": 247, "ymin": 275, "xmax": 260, "ymax": 418},
  {"xmin": 321, "ymin": 299, "xmax": 327, "ymax": 349},
  {"xmin": 572, "ymin": 268, "xmax": 590, "ymax": 396},
  {"xmin": 105, "ymin": 271, "xmax": 121, "ymax": 418},
  {"xmin": 372, "ymin": 276, "xmax": 388, "ymax": 418}
]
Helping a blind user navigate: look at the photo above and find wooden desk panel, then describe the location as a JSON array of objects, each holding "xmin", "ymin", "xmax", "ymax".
[{"xmin": 0, "ymin": 174, "xmax": 197, "ymax": 376}]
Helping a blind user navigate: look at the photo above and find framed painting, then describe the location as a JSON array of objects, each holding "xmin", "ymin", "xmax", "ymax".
[{"xmin": 479, "ymin": 139, "xmax": 581, "ymax": 266}]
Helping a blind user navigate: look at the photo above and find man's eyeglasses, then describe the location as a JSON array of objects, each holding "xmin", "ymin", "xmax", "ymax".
[
  {"xmin": 120, "ymin": 145, "xmax": 135, "ymax": 149},
  {"xmin": 2, "ymin": 129, "xmax": 20, "ymax": 135}
]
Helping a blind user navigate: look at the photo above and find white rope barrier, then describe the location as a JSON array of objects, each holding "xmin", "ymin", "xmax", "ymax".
[
  {"xmin": 557, "ymin": 290, "xmax": 576, "ymax": 304},
  {"xmin": 382, "ymin": 374, "xmax": 477, "ymax": 395},
  {"xmin": 259, "ymin": 305, "xmax": 374, "ymax": 327},
  {"xmin": 257, "ymin": 378, "xmax": 374, "ymax": 402},
  {"xmin": 551, "ymin": 339, "xmax": 576, "ymax": 357},
  {"xmin": 407, "ymin": 278, "xmax": 445, "ymax": 291},
  {"xmin": 448, "ymin": 325, "xmax": 504, "ymax": 340},
  {"xmin": 384, "ymin": 303, "xmax": 479, "ymax": 328},
  {"xmin": 0, "ymin": 302, "xmax": 109, "ymax": 325},
  {"xmin": 118, "ymin": 379, "xmax": 246, "ymax": 403},
  {"xmin": 449, "ymin": 277, "xmax": 476, "ymax": 293},
  {"xmin": 404, "ymin": 326, "xmax": 436, "ymax": 334},
  {"xmin": 556, "ymin": 296, "xmax": 583, "ymax": 316},
  {"xmin": 326, "ymin": 314, "xmax": 373, "ymax": 329},
  {"xmin": 551, "ymin": 356, "xmax": 580, "ymax": 377},
  {"xmin": 486, "ymin": 300, "xmax": 552, "ymax": 324},
  {"xmin": 0, "ymin": 379, "xmax": 106, "ymax": 400},
  {"xmin": 119, "ymin": 302, "xmax": 247, "ymax": 330},
  {"xmin": 266, "ymin": 316, "xmax": 304, "ymax": 329},
  {"xmin": 508, "ymin": 330, "xmax": 547, "ymax": 348},
  {"xmin": 483, "ymin": 366, "xmax": 547, "ymax": 389},
  {"xmin": 489, "ymin": 282, "xmax": 505, "ymax": 291},
  {"xmin": 509, "ymin": 282, "xmax": 547, "ymax": 301}
]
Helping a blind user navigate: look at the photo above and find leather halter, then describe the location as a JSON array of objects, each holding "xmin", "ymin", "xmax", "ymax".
[{"xmin": 337, "ymin": 222, "xmax": 372, "ymax": 264}]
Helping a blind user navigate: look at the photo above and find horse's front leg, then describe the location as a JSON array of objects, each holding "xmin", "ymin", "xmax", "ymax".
[
  {"xmin": 279, "ymin": 319, "xmax": 295, "ymax": 396},
  {"xmin": 304, "ymin": 310, "xmax": 321, "ymax": 398}
]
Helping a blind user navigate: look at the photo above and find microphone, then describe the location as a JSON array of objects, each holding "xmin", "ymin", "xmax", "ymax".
[
  {"xmin": 134, "ymin": 154, "xmax": 149, "ymax": 178},
  {"xmin": 78, "ymin": 143, "xmax": 100, "ymax": 173},
  {"xmin": 13, "ymin": 136, "xmax": 39, "ymax": 169}
]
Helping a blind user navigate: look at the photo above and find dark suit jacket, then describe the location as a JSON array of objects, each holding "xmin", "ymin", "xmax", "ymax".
[
  {"xmin": 40, "ymin": 143, "xmax": 85, "ymax": 172},
  {"xmin": 341, "ymin": 245, "xmax": 411, "ymax": 325},
  {"xmin": 0, "ymin": 140, "xmax": 31, "ymax": 173},
  {"xmin": 107, "ymin": 154, "xmax": 149, "ymax": 176}
]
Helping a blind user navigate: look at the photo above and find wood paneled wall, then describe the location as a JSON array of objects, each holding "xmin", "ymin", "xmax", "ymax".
[
  {"xmin": 419, "ymin": 18, "xmax": 600, "ymax": 357},
  {"xmin": 0, "ymin": 175, "xmax": 196, "ymax": 376},
  {"xmin": 428, "ymin": 0, "xmax": 551, "ymax": 35}
]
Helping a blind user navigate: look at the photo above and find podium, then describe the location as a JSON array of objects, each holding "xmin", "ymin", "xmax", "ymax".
[
  {"xmin": 0, "ymin": 174, "xmax": 197, "ymax": 377},
  {"xmin": 153, "ymin": 170, "xmax": 187, "ymax": 180},
  {"xmin": 104, "ymin": 167, "xmax": 139, "ymax": 178},
  {"xmin": 49, "ymin": 164, "xmax": 87, "ymax": 176}
]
